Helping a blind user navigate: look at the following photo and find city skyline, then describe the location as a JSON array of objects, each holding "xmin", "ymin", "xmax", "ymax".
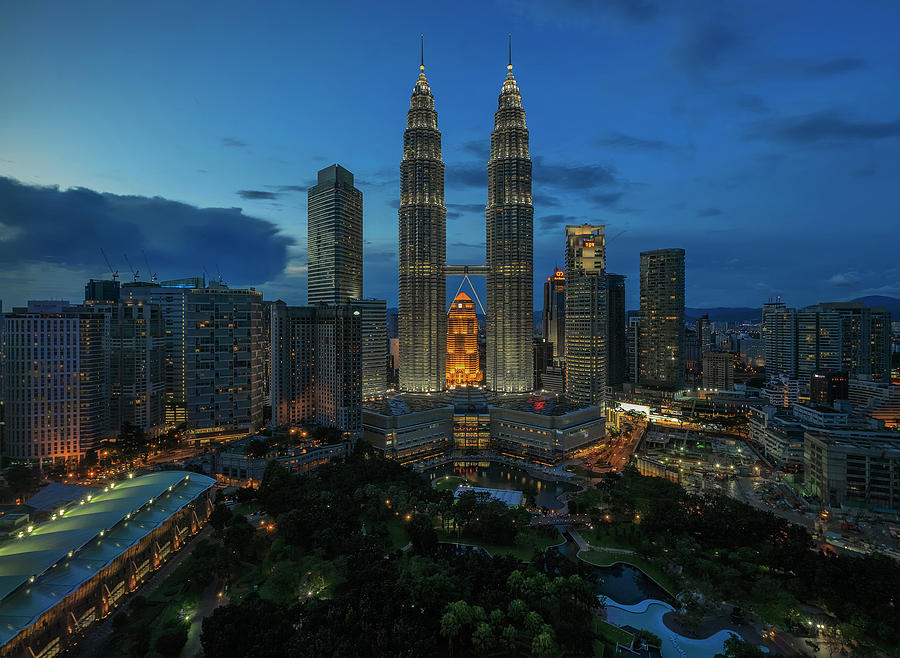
[{"xmin": 2, "ymin": 2, "xmax": 899, "ymax": 311}]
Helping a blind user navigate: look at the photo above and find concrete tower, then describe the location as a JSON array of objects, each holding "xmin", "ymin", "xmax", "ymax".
[
  {"xmin": 398, "ymin": 45, "xmax": 447, "ymax": 392},
  {"xmin": 486, "ymin": 46, "xmax": 534, "ymax": 393}
]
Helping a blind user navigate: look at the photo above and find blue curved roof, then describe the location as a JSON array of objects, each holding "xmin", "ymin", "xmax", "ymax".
[{"xmin": 0, "ymin": 471, "xmax": 216, "ymax": 647}]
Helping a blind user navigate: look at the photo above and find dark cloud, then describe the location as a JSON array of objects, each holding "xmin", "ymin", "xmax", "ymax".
[
  {"xmin": 221, "ymin": 137, "xmax": 247, "ymax": 147},
  {"xmin": 534, "ymin": 194, "xmax": 561, "ymax": 207},
  {"xmin": 445, "ymin": 163, "xmax": 484, "ymax": 188},
  {"xmin": 674, "ymin": 20, "xmax": 744, "ymax": 79},
  {"xmin": 447, "ymin": 203, "xmax": 484, "ymax": 214},
  {"xmin": 533, "ymin": 156, "xmax": 619, "ymax": 189},
  {"xmin": 237, "ymin": 190, "xmax": 280, "ymax": 200},
  {"xmin": 0, "ymin": 176, "xmax": 293, "ymax": 285},
  {"xmin": 450, "ymin": 242, "xmax": 485, "ymax": 249},
  {"xmin": 461, "ymin": 140, "xmax": 490, "ymax": 159},
  {"xmin": 385, "ymin": 198, "xmax": 401, "ymax": 209},
  {"xmin": 595, "ymin": 131, "xmax": 671, "ymax": 150},
  {"xmin": 697, "ymin": 207, "xmax": 723, "ymax": 217},
  {"xmin": 592, "ymin": 192, "xmax": 625, "ymax": 207},
  {"xmin": 803, "ymin": 57, "xmax": 866, "ymax": 77},
  {"xmin": 266, "ymin": 184, "xmax": 308, "ymax": 193},
  {"xmin": 538, "ymin": 214, "xmax": 582, "ymax": 231},
  {"xmin": 557, "ymin": 0, "xmax": 658, "ymax": 23},
  {"xmin": 744, "ymin": 111, "xmax": 900, "ymax": 143},
  {"xmin": 730, "ymin": 93, "xmax": 770, "ymax": 114},
  {"xmin": 827, "ymin": 270, "xmax": 861, "ymax": 287}
]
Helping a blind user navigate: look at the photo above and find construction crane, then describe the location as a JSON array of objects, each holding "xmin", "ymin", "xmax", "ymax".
[
  {"xmin": 99, "ymin": 248, "xmax": 119, "ymax": 281},
  {"xmin": 607, "ymin": 229, "xmax": 628, "ymax": 243},
  {"xmin": 142, "ymin": 250, "xmax": 158, "ymax": 283},
  {"xmin": 123, "ymin": 254, "xmax": 140, "ymax": 282}
]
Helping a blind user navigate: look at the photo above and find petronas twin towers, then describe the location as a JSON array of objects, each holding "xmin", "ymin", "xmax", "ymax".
[{"xmin": 398, "ymin": 51, "xmax": 533, "ymax": 394}]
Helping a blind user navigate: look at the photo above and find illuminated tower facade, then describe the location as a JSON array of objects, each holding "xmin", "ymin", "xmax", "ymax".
[
  {"xmin": 638, "ymin": 248, "xmax": 686, "ymax": 389},
  {"xmin": 542, "ymin": 269, "xmax": 566, "ymax": 364},
  {"xmin": 398, "ymin": 55, "xmax": 447, "ymax": 392},
  {"xmin": 446, "ymin": 291, "xmax": 482, "ymax": 387},
  {"xmin": 486, "ymin": 55, "xmax": 534, "ymax": 393},
  {"xmin": 565, "ymin": 225, "xmax": 607, "ymax": 407}
]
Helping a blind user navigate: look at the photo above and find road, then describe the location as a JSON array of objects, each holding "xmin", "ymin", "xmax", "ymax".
[{"xmin": 180, "ymin": 579, "xmax": 229, "ymax": 657}]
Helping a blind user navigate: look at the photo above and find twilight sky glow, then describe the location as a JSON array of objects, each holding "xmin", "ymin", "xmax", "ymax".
[{"xmin": 1, "ymin": 1, "xmax": 899, "ymax": 311}]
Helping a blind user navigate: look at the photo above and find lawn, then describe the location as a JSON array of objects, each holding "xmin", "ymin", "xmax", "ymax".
[
  {"xmin": 437, "ymin": 526, "xmax": 564, "ymax": 562},
  {"xmin": 579, "ymin": 549, "xmax": 680, "ymax": 596},
  {"xmin": 385, "ymin": 516, "xmax": 410, "ymax": 550},
  {"xmin": 433, "ymin": 475, "xmax": 468, "ymax": 492},
  {"xmin": 580, "ymin": 524, "xmax": 641, "ymax": 550},
  {"xmin": 594, "ymin": 617, "xmax": 634, "ymax": 648}
]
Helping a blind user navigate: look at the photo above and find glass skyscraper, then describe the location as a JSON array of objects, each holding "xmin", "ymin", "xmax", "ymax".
[
  {"xmin": 307, "ymin": 164, "xmax": 363, "ymax": 305},
  {"xmin": 638, "ymin": 248, "xmax": 686, "ymax": 389}
]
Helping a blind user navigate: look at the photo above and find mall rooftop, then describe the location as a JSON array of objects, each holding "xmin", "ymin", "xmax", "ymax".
[{"xmin": 0, "ymin": 471, "xmax": 216, "ymax": 648}]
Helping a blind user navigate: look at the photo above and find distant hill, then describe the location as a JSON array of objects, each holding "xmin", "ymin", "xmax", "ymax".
[{"xmin": 849, "ymin": 296, "xmax": 900, "ymax": 316}]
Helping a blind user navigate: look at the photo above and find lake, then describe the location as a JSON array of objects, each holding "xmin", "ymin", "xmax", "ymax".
[{"xmin": 424, "ymin": 461, "xmax": 575, "ymax": 509}]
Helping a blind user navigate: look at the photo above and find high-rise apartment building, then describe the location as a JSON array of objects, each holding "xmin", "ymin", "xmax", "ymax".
[
  {"xmin": 184, "ymin": 284, "xmax": 265, "ymax": 436},
  {"xmin": 606, "ymin": 274, "xmax": 626, "ymax": 388},
  {"xmin": 307, "ymin": 164, "xmax": 363, "ymax": 304},
  {"xmin": 485, "ymin": 60, "xmax": 533, "ymax": 394},
  {"xmin": 270, "ymin": 303, "xmax": 317, "ymax": 427},
  {"xmin": 122, "ymin": 280, "xmax": 196, "ymax": 425},
  {"xmin": 398, "ymin": 59, "xmax": 446, "ymax": 392},
  {"xmin": 564, "ymin": 225, "xmax": 607, "ymax": 407},
  {"xmin": 315, "ymin": 305, "xmax": 362, "ymax": 440},
  {"xmin": 1, "ymin": 303, "xmax": 106, "ymax": 464},
  {"xmin": 269, "ymin": 302, "xmax": 363, "ymax": 439},
  {"xmin": 762, "ymin": 300, "xmax": 891, "ymax": 384},
  {"xmin": 638, "ymin": 248, "xmax": 685, "ymax": 389},
  {"xmin": 702, "ymin": 351, "xmax": 734, "ymax": 391},
  {"xmin": 542, "ymin": 269, "xmax": 566, "ymax": 363},
  {"xmin": 104, "ymin": 300, "xmax": 165, "ymax": 435},
  {"xmin": 352, "ymin": 299, "xmax": 387, "ymax": 399}
]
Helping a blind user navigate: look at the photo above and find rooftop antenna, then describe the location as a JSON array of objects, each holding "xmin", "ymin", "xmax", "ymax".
[
  {"xmin": 420, "ymin": 34, "xmax": 424, "ymax": 72},
  {"xmin": 142, "ymin": 249, "xmax": 158, "ymax": 283},
  {"xmin": 215, "ymin": 263, "xmax": 224, "ymax": 285},
  {"xmin": 508, "ymin": 33, "xmax": 512, "ymax": 71},
  {"xmin": 123, "ymin": 254, "xmax": 140, "ymax": 282},
  {"xmin": 100, "ymin": 248, "xmax": 119, "ymax": 281},
  {"xmin": 608, "ymin": 229, "xmax": 628, "ymax": 243}
]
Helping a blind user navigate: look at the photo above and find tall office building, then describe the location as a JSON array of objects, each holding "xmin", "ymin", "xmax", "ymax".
[
  {"xmin": 398, "ymin": 57, "xmax": 446, "ymax": 392},
  {"xmin": 542, "ymin": 269, "xmax": 566, "ymax": 363},
  {"xmin": 184, "ymin": 284, "xmax": 265, "ymax": 436},
  {"xmin": 565, "ymin": 225, "xmax": 607, "ymax": 407},
  {"xmin": 315, "ymin": 305, "xmax": 362, "ymax": 440},
  {"xmin": 606, "ymin": 274, "xmax": 626, "ymax": 388},
  {"xmin": 810, "ymin": 370, "xmax": 849, "ymax": 406},
  {"xmin": 352, "ymin": 299, "xmax": 388, "ymax": 399},
  {"xmin": 105, "ymin": 300, "xmax": 166, "ymax": 435},
  {"xmin": 818, "ymin": 303, "xmax": 892, "ymax": 383},
  {"xmin": 446, "ymin": 291, "xmax": 482, "ymax": 387},
  {"xmin": 638, "ymin": 248, "xmax": 685, "ymax": 389},
  {"xmin": 626, "ymin": 314, "xmax": 640, "ymax": 384},
  {"xmin": 84, "ymin": 279, "xmax": 121, "ymax": 304},
  {"xmin": 485, "ymin": 58, "xmax": 533, "ymax": 393},
  {"xmin": 762, "ymin": 301, "xmax": 797, "ymax": 378},
  {"xmin": 797, "ymin": 308, "xmax": 841, "ymax": 380},
  {"xmin": 1, "ymin": 303, "xmax": 105, "ymax": 464},
  {"xmin": 695, "ymin": 313, "xmax": 711, "ymax": 355},
  {"xmin": 307, "ymin": 165, "xmax": 363, "ymax": 304},
  {"xmin": 270, "ymin": 302, "xmax": 317, "ymax": 427}
]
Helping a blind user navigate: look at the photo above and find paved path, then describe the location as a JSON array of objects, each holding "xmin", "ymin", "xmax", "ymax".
[
  {"xmin": 72, "ymin": 525, "xmax": 213, "ymax": 657},
  {"xmin": 559, "ymin": 525, "xmax": 590, "ymax": 551},
  {"xmin": 181, "ymin": 578, "xmax": 229, "ymax": 657}
]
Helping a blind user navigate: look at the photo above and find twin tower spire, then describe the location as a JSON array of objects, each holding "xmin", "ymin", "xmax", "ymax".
[{"xmin": 398, "ymin": 37, "xmax": 533, "ymax": 394}]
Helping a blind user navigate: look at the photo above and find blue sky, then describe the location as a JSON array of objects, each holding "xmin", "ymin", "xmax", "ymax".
[{"xmin": 1, "ymin": 0, "xmax": 899, "ymax": 311}]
